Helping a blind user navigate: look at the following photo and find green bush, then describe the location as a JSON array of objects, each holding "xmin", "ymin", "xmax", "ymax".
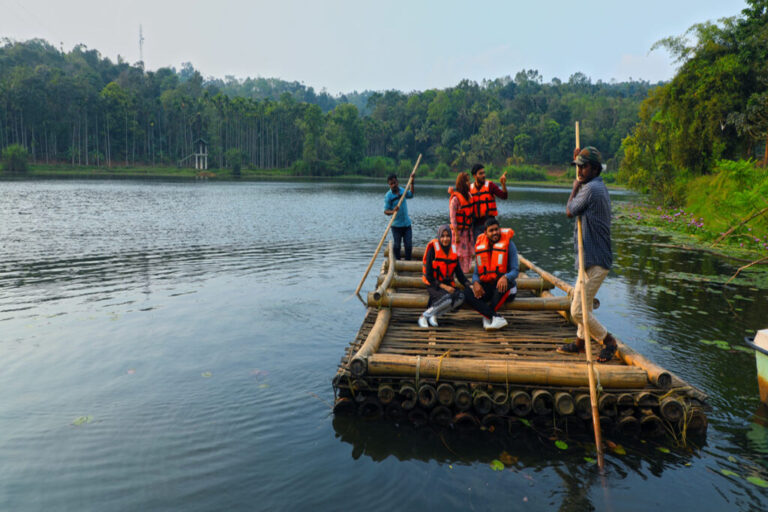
[
  {"xmin": 359, "ymin": 156, "xmax": 397, "ymax": 177},
  {"xmin": 2, "ymin": 144, "xmax": 29, "ymax": 173},
  {"xmin": 433, "ymin": 162, "xmax": 450, "ymax": 179},
  {"xmin": 503, "ymin": 164, "xmax": 548, "ymax": 181}
]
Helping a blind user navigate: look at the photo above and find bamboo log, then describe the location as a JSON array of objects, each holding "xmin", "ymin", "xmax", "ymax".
[
  {"xmin": 368, "ymin": 291, "xmax": 570, "ymax": 311},
  {"xmin": 517, "ymin": 254, "xmax": 573, "ymax": 293},
  {"xmin": 436, "ymin": 383, "xmax": 455, "ymax": 406},
  {"xmin": 574, "ymin": 393, "xmax": 592, "ymax": 420},
  {"xmin": 358, "ymin": 397, "xmax": 383, "ymax": 419},
  {"xmin": 510, "ymin": 390, "xmax": 533, "ymax": 416},
  {"xmin": 555, "ymin": 392, "xmax": 576, "ymax": 416},
  {"xmin": 660, "ymin": 397, "xmax": 684, "ymax": 422},
  {"xmin": 372, "ymin": 241, "xmax": 396, "ymax": 301},
  {"xmin": 349, "ymin": 308, "xmax": 392, "ymax": 377},
  {"xmin": 351, "ymin": 379, "xmax": 369, "ymax": 402},
  {"xmin": 376, "ymin": 275, "xmax": 554, "ymax": 291},
  {"xmin": 455, "ymin": 386, "xmax": 472, "ymax": 411},
  {"xmin": 617, "ymin": 393, "xmax": 635, "ymax": 416},
  {"xmin": 688, "ymin": 408, "xmax": 708, "ymax": 434},
  {"xmin": 333, "ymin": 397, "xmax": 356, "ymax": 415},
  {"xmin": 394, "ymin": 260, "xmax": 427, "ymax": 272},
  {"xmin": 473, "ymin": 391, "xmax": 493, "ymax": 415},
  {"xmin": 366, "ymin": 353, "xmax": 650, "ymax": 388},
  {"xmin": 598, "ymin": 393, "xmax": 617, "ymax": 417},
  {"xmin": 453, "ymin": 411, "xmax": 480, "ymax": 429},
  {"xmin": 614, "ymin": 342, "xmax": 672, "ymax": 389},
  {"xmin": 615, "ymin": 415, "xmax": 641, "ymax": 437},
  {"xmin": 399, "ymin": 382, "xmax": 417, "ymax": 410},
  {"xmin": 481, "ymin": 414, "xmax": 506, "ymax": 432},
  {"xmin": 377, "ymin": 383, "xmax": 395, "ymax": 404},
  {"xmin": 418, "ymin": 383, "xmax": 437, "ymax": 408},
  {"xmin": 532, "ymin": 389, "xmax": 554, "ymax": 415},
  {"xmin": 635, "ymin": 391, "xmax": 659, "ymax": 408},
  {"xmin": 492, "ymin": 390, "xmax": 511, "ymax": 415},
  {"xmin": 640, "ymin": 414, "xmax": 665, "ymax": 438}
]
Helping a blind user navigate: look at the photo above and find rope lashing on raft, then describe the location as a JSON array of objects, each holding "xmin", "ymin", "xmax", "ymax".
[
  {"xmin": 415, "ymin": 355, "xmax": 420, "ymax": 387},
  {"xmin": 435, "ymin": 350, "xmax": 451, "ymax": 383}
]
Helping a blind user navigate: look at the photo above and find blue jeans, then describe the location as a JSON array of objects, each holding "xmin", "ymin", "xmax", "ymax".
[{"xmin": 390, "ymin": 225, "xmax": 412, "ymax": 260}]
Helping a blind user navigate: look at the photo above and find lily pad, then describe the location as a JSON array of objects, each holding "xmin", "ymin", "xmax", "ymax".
[
  {"xmin": 490, "ymin": 459, "xmax": 504, "ymax": 471},
  {"xmin": 499, "ymin": 451, "xmax": 516, "ymax": 466},
  {"xmin": 656, "ymin": 446, "xmax": 671, "ymax": 454},
  {"xmin": 72, "ymin": 415, "xmax": 93, "ymax": 426},
  {"xmin": 727, "ymin": 456, "xmax": 737, "ymax": 463},
  {"xmin": 746, "ymin": 476, "xmax": 768, "ymax": 488},
  {"xmin": 720, "ymin": 469, "xmax": 739, "ymax": 477},
  {"xmin": 612, "ymin": 444, "xmax": 626, "ymax": 455},
  {"xmin": 519, "ymin": 418, "xmax": 531, "ymax": 427},
  {"xmin": 584, "ymin": 457, "xmax": 596, "ymax": 464},
  {"xmin": 733, "ymin": 345, "xmax": 754, "ymax": 354},
  {"xmin": 555, "ymin": 440, "xmax": 568, "ymax": 450},
  {"xmin": 201, "ymin": 371, "xmax": 212, "ymax": 378}
]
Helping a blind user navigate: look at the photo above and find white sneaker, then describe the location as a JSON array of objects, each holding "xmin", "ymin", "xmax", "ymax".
[
  {"xmin": 428, "ymin": 316, "xmax": 439, "ymax": 327},
  {"xmin": 482, "ymin": 317, "xmax": 491, "ymax": 329},
  {"xmin": 418, "ymin": 315, "xmax": 429, "ymax": 328},
  {"xmin": 486, "ymin": 316, "xmax": 508, "ymax": 330}
]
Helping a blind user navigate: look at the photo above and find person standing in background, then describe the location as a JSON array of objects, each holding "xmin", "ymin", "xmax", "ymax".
[{"xmin": 384, "ymin": 172, "xmax": 415, "ymax": 260}]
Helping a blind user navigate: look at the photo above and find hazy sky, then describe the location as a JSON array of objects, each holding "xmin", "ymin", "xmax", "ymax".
[{"xmin": 1, "ymin": 0, "xmax": 749, "ymax": 94}]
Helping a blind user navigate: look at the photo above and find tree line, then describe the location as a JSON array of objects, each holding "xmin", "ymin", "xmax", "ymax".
[{"xmin": 0, "ymin": 38, "xmax": 657, "ymax": 176}]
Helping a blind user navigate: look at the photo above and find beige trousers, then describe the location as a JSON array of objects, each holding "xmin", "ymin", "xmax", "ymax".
[{"xmin": 570, "ymin": 265, "xmax": 609, "ymax": 342}]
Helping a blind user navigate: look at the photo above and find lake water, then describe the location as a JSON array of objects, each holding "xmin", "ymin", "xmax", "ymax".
[{"xmin": 0, "ymin": 179, "xmax": 766, "ymax": 511}]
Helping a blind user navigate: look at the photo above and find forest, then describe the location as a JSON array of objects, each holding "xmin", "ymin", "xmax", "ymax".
[{"xmin": 0, "ymin": 38, "xmax": 654, "ymax": 178}]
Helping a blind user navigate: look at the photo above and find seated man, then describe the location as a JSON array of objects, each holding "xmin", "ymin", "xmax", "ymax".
[
  {"xmin": 471, "ymin": 218, "xmax": 518, "ymax": 330},
  {"xmin": 419, "ymin": 225, "xmax": 498, "ymax": 328}
]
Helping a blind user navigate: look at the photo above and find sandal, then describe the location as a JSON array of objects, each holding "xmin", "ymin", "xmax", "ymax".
[
  {"xmin": 557, "ymin": 339, "xmax": 585, "ymax": 354},
  {"xmin": 597, "ymin": 343, "xmax": 618, "ymax": 363}
]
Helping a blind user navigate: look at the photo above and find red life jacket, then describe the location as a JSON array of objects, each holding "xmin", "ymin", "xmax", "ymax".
[
  {"xmin": 422, "ymin": 239, "xmax": 459, "ymax": 286},
  {"xmin": 451, "ymin": 191, "xmax": 473, "ymax": 231},
  {"xmin": 475, "ymin": 228, "xmax": 514, "ymax": 282},
  {"xmin": 470, "ymin": 180, "xmax": 498, "ymax": 218}
]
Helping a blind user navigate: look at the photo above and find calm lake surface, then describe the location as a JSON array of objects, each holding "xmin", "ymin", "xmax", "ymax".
[{"xmin": 0, "ymin": 179, "xmax": 766, "ymax": 511}]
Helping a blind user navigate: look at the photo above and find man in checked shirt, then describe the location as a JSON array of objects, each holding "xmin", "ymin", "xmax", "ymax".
[{"xmin": 557, "ymin": 146, "xmax": 618, "ymax": 363}]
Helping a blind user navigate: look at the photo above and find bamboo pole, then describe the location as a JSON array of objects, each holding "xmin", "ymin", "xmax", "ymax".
[
  {"xmin": 367, "ymin": 291, "xmax": 570, "ymax": 310},
  {"xmin": 373, "ymin": 241, "xmax": 396, "ymax": 301},
  {"xmin": 349, "ymin": 307, "xmax": 392, "ymax": 377},
  {"xmin": 354, "ymin": 155, "xmax": 421, "ymax": 299},
  {"xmin": 366, "ymin": 353, "xmax": 649, "ymax": 388},
  {"xmin": 376, "ymin": 274, "xmax": 554, "ymax": 291},
  {"xmin": 517, "ymin": 254, "xmax": 572, "ymax": 293}
]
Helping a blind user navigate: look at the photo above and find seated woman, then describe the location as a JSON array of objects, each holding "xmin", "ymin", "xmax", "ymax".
[{"xmin": 418, "ymin": 225, "xmax": 498, "ymax": 328}]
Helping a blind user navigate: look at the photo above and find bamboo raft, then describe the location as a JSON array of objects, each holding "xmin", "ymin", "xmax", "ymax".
[{"xmin": 333, "ymin": 244, "xmax": 709, "ymax": 439}]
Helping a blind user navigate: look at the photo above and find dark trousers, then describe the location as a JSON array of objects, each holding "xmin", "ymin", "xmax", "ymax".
[
  {"xmin": 391, "ymin": 225, "xmax": 412, "ymax": 260},
  {"xmin": 471, "ymin": 280, "xmax": 516, "ymax": 318},
  {"xmin": 428, "ymin": 282, "xmax": 514, "ymax": 319}
]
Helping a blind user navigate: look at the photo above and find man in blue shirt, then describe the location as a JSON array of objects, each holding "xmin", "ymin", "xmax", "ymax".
[
  {"xmin": 384, "ymin": 173, "xmax": 415, "ymax": 260},
  {"xmin": 557, "ymin": 146, "xmax": 617, "ymax": 362}
]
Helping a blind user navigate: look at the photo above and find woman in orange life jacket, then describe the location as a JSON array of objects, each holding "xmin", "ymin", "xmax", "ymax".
[
  {"xmin": 471, "ymin": 217, "xmax": 518, "ymax": 330},
  {"xmin": 418, "ymin": 225, "xmax": 498, "ymax": 328},
  {"xmin": 449, "ymin": 171, "xmax": 475, "ymax": 274}
]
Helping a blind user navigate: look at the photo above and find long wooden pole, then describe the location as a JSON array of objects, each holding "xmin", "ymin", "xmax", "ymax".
[
  {"xmin": 354, "ymin": 154, "xmax": 422, "ymax": 299},
  {"xmin": 575, "ymin": 121, "xmax": 605, "ymax": 470}
]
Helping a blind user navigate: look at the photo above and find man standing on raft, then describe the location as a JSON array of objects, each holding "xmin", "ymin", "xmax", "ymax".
[
  {"xmin": 469, "ymin": 164, "xmax": 508, "ymax": 240},
  {"xmin": 472, "ymin": 218, "xmax": 518, "ymax": 330},
  {"xmin": 557, "ymin": 146, "xmax": 618, "ymax": 362},
  {"xmin": 419, "ymin": 225, "xmax": 509, "ymax": 330},
  {"xmin": 384, "ymin": 173, "xmax": 415, "ymax": 260}
]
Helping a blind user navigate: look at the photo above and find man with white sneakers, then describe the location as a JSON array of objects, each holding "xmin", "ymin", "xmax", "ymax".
[{"xmin": 472, "ymin": 218, "xmax": 518, "ymax": 330}]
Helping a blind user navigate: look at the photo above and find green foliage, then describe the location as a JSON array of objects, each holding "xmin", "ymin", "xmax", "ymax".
[
  {"xmin": 0, "ymin": 38, "xmax": 654, "ymax": 176},
  {"xmin": 358, "ymin": 156, "xmax": 396, "ymax": 177},
  {"xmin": 432, "ymin": 162, "xmax": 450, "ymax": 179},
  {"xmin": 1, "ymin": 144, "xmax": 29, "ymax": 173},
  {"xmin": 502, "ymin": 164, "xmax": 548, "ymax": 181},
  {"xmin": 224, "ymin": 148, "xmax": 246, "ymax": 176},
  {"xmin": 620, "ymin": 2, "xmax": 768, "ymax": 198}
]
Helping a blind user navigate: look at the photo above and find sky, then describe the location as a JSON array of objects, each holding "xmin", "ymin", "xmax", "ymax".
[{"xmin": 1, "ymin": 0, "xmax": 750, "ymax": 95}]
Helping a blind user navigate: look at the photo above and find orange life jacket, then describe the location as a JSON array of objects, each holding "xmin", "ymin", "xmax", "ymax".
[
  {"xmin": 470, "ymin": 181, "xmax": 498, "ymax": 219},
  {"xmin": 475, "ymin": 228, "xmax": 514, "ymax": 282},
  {"xmin": 451, "ymin": 191, "xmax": 473, "ymax": 231},
  {"xmin": 422, "ymin": 239, "xmax": 459, "ymax": 286}
]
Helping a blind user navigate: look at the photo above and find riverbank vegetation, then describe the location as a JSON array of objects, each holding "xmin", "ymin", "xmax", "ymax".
[
  {"xmin": 0, "ymin": 38, "xmax": 650, "ymax": 180},
  {"xmin": 617, "ymin": 0, "xmax": 768, "ymax": 262}
]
